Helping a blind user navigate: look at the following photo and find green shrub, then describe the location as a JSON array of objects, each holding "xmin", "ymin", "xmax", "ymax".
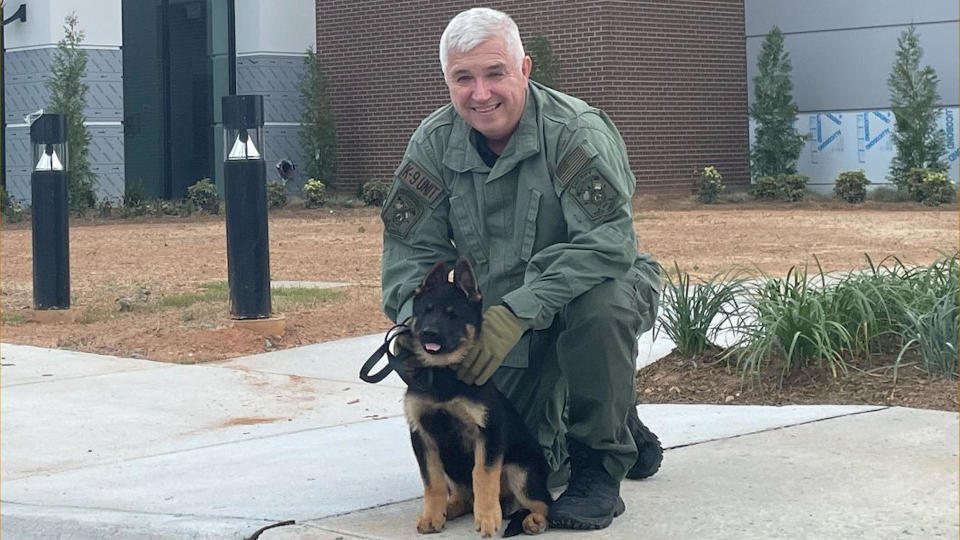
[
  {"xmin": 303, "ymin": 179, "xmax": 328, "ymax": 208},
  {"xmin": 904, "ymin": 168, "xmax": 955, "ymax": 206},
  {"xmin": 124, "ymin": 182, "xmax": 147, "ymax": 208},
  {"xmin": 1, "ymin": 189, "xmax": 25, "ymax": 223},
  {"xmin": 780, "ymin": 173, "xmax": 808, "ymax": 202},
  {"xmin": 186, "ymin": 178, "xmax": 220, "ymax": 214},
  {"xmin": 359, "ymin": 179, "xmax": 390, "ymax": 207},
  {"xmin": 833, "ymin": 170, "xmax": 870, "ymax": 203},
  {"xmin": 696, "ymin": 166, "xmax": 725, "ymax": 204},
  {"xmin": 751, "ymin": 174, "xmax": 808, "ymax": 201},
  {"xmin": 868, "ymin": 185, "xmax": 912, "ymax": 202},
  {"xmin": 751, "ymin": 176, "xmax": 781, "ymax": 200},
  {"xmin": 267, "ymin": 182, "xmax": 287, "ymax": 209}
]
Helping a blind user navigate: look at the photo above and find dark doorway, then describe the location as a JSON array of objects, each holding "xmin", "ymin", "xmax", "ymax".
[{"xmin": 122, "ymin": 0, "xmax": 232, "ymax": 200}]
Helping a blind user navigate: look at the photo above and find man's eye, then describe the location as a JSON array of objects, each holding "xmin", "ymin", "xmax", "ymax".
[{"xmin": 457, "ymin": 75, "xmax": 472, "ymax": 83}]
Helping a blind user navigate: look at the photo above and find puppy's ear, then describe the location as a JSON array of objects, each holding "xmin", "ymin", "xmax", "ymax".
[
  {"xmin": 417, "ymin": 261, "xmax": 450, "ymax": 294},
  {"xmin": 454, "ymin": 257, "xmax": 481, "ymax": 302}
]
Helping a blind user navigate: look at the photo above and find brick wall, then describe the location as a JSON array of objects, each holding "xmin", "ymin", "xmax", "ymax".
[{"xmin": 315, "ymin": 0, "xmax": 748, "ymax": 194}]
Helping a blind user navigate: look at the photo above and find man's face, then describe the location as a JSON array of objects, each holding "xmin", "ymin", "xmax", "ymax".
[{"xmin": 445, "ymin": 36, "xmax": 532, "ymax": 150}]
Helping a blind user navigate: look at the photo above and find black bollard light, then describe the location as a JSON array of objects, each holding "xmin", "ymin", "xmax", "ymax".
[
  {"xmin": 30, "ymin": 113, "xmax": 70, "ymax": 311},
  {"xmin": 222, "ymin": 95, "xmax": 272, "ymax": 320}
]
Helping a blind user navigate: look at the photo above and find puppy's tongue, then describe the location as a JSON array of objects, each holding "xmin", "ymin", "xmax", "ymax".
[{"xmin": 424, "ymin": 343, "xmax": 442, "ymax": 352}]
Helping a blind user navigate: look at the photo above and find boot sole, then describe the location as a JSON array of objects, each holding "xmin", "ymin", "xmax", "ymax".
[{"xmin": 548, "ymin": 497, "xmax": 625, "ymax": 530}]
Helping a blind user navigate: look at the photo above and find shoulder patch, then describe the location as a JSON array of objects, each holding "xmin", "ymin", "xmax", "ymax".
[
  {"xmin": 382, "ymin": 188, "xmax": 425, "ymax": 239},
  {"xmin": 556, "ymin": 143, "xmax": 597, "ymax": 190},
  {"xmin": 397, "ymin": 162, "xmax": 443, "ymax": 205},
  {"xmin": 568, "ymin": 167, "xmax": 621, "ymax": 221}
]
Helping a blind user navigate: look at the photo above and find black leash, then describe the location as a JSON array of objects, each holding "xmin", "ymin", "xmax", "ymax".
[{"xmin": 359, "ymin": 324, "xmax": 436, "ymax": 392}]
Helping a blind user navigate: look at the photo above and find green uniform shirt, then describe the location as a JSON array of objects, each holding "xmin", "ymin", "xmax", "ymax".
[{"xmin": 381, "ymin": 81, "xmax": 654, "ymax": 368}]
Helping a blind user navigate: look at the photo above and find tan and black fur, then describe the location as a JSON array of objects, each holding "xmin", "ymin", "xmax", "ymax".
[{"xmin": 404, "ymin": 258, "xmax": 551, "ymax": 538}]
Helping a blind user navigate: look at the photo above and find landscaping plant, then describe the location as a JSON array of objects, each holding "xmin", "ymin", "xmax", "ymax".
[
  {"xmin": 833, "ymin": 170, "xmax": 870, "ymax": 204},
  {"xmin": 696, "ymin": 166, "xmax": 725, "ymax": 204},
  {"xmin": 887, "ymin": 25, "xmax": 948, "ymax": 188},
  {"xmin": 267, "ymin": 182, "xmax": 288, "ymax": 209},
  {"xmin": 749, "ymin": 26, "xmax": 806, "ymax": 179},
  {"xmin": 903, "ymin": 168, "xmax": 955, "ymax": 206},
  {"xmin": 303, "ymin": 179, "xmax": 328, "ymax": 208},
  {"xmin": 299, "ymin": 46, "xmax": 338, "ymax": 187},
  {"xmin": 359, "ymin": 179, "xmax": 390, "ymax": 207},
  {"xmin": 47, "ymin": 12, "xmax": 96, "ymax": 213},
  {"xmin": 527, "ymin": 35, "xmax": 560, "ymax": 89},
  {"xmin": 656, "ymin": 263, "xmax": 744, "ymax": 356},
  {"xmin": 186, "ymin": 178, "xmax": 220, "ymax": 214}
]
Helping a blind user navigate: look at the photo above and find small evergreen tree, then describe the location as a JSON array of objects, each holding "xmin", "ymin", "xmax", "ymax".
[
  {"xmin": 886, "ymin": 25, "xmax": 948, "ymax": 187},
  {"xmin": 298, "ymin": 46, "xmax": 338, "ymax": 186},
  {"xmin": 749, "ymin": 27, "xmax": 806, "ymax": 179},
  {"xmin": 46, "ymin": 12, "xmax": 96, "ymax": 212},
  {"xmin": 527, "ymin": 35, "xmax": 559, "ymax": 89}
]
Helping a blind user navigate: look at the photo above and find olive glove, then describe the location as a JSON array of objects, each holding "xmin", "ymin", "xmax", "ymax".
[{"xmin": 456, "ymin": 305, "xmax": 528, "ymax": 385}]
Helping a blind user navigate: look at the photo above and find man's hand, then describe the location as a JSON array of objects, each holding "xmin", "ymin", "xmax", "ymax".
[{"xmin": 457, "ymin": 305, "xmax": 527, "ymax": 385}]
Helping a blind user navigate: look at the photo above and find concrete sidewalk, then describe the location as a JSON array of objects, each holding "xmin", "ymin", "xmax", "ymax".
[{"xmin": 1, "ymin": 334, "xmax": 957, "ymax": 540}]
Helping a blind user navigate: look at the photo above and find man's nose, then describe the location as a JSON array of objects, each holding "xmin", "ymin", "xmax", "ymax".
[{"xmin": 471, "ymin": 78, "xmax": 491, "ymax": 102}]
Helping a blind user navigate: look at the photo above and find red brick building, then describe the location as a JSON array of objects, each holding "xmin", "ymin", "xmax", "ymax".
[{"xmin": 315, "ymin": 1, "xmax": 748, "ymax": 194}]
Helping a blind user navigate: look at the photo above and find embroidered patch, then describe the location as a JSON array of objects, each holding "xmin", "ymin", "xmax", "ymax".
[
  {"xmin": 569, "ymin": 168, "xmax": 621, "ymax": 221},
  {"xmin": 556, "ymin": 145, "xmax": 594, "ymax": 190},
  {"xmin": 382, "ymin": 188, "xmax": 425, "ymax": 239},
  {"xmin": 397, "ymin": 161, "xmax": 443, "ymax": 205}
]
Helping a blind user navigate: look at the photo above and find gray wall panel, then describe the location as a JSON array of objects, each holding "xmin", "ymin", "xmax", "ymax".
[
  {"xmin": 236, "ymin": 55, "xmax": 305, "ymax": 123},
  {"xmin": 4, "ymin": 48, "xmax": 123, "ymax": 122},
  {"xmin": 4, "ymin": 128, "xmax": 31, "ymax": 202},
  {"xmin": 747, "ymin": 22, "xmax": 959, "ymax": 112},
  {"xmin": 746, "ymin": 0, "xmax": 957, "ymax": 36}
]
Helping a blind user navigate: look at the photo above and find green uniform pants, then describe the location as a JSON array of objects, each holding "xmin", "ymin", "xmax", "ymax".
[{"xmin": 492, "ymin": 260, "xmax": 660, "ymax": 484}]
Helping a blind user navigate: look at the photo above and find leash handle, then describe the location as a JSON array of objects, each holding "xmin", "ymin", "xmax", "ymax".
[{"xmin": 359, "ymin": 324, "xmax": 411, "ymax": 384}]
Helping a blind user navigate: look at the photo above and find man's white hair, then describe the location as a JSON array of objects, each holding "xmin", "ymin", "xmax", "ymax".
[{"xmin": 439, "ymin": 8, "xmax": 524, "ymax": 75}]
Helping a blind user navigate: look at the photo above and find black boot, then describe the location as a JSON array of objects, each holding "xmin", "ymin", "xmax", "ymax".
[
  {"xmin": 625, "ymin": 406, "xmax": 663, "ymax": 479},
  {"xmin": 548, "ymin": 440, "xmax": 625, "ymax": 530}
]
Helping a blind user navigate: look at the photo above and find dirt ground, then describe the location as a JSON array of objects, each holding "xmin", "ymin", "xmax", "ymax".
[{"xmin": 1, "ymin": 197, "xmax": 957, "ymax": 409}]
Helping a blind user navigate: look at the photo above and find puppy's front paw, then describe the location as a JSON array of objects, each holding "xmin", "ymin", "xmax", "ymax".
[
  {"xmin": 473, "ymin": 508, "xmax": 501, "ymax": 538},
  {"xmin": 417, "ymin": 511, "xmax": 446, "ymax": 534}
]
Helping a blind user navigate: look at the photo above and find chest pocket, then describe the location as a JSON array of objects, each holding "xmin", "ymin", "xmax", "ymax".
[
  {"xmin": 449, "ymin": 195, "xmax": 488, "ymax": 265},
  {"xmin": 519, "ymin": 190, "xmax": 541, "ymax": 262}
]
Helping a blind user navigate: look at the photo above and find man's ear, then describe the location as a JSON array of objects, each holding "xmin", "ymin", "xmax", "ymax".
[
  {"xmin": 454, "ymin": 257, "xmax": 481, "ymax": 302},
  {"xmin": 521, "ymin": 55, "xmax": 532, "ymax": 79},
  {"xmin": 417, "ymin": 262, "xmax": 450, "ymax": 294}
]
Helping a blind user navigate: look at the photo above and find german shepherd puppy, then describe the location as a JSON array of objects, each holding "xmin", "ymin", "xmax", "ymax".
[{"xmin": 404, "ymin": 258, "xmax": 551, "ymax": 538}]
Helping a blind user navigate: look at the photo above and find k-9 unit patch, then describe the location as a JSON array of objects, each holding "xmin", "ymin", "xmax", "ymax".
[
  {"xmin": 569, "ymin": 167, "xmax": 621, "ymax": 221},
  {"xmin": 397, "ymin": 162, "xmax": 443, "ymax": 206},
  {"xmin": 382, "ymin": 188, "xmax": 425, "ymax": 239}
]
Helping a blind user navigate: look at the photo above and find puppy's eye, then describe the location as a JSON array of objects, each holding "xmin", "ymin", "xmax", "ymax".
[
  {"xmin": 444, "ymin": 306, "xmax": 456, "ymax": 318},
  {"xmin": 425, "ymin": 304, "xmax": 434, "ymax": 312}
]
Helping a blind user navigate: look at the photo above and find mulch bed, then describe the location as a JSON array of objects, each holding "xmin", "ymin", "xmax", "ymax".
[{"xmin": 636, "ymin": 349, "xmax": 958, "ymax": 412}]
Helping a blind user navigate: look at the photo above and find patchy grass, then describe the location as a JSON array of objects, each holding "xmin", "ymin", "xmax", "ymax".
[
  {"xmin": 1, "ymin": 310, "xmax": 26, "ymax": 325},
  {"xmin": 162, "ymin": 281, "xmax": 345, "ymax": 311}
]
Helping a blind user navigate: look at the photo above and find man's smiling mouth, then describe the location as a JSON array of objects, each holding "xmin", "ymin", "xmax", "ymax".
[{"xmin": 473, "ymin": 103, "xmax": 501, "ymax": 114}]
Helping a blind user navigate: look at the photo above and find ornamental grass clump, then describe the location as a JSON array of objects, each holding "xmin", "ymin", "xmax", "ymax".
[
  {"xmin": 696, "ymin": 166, "xmax": 725, "ymax": 204},
  {"xmin": 656, "ymin": 263, "xmax": 745, "ymax": 356},
  {"xmin": 833, "ymin": 170, "xmax": 870, "ymax": 203},
  {"xmin": 727, "ymin": 264, "xmax": 853, "ymax": 383}
]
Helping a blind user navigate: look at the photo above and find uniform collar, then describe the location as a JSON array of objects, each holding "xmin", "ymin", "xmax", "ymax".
[{"xmin": 442, "ymin": 85, "xmax": 541, "ymax": 175}]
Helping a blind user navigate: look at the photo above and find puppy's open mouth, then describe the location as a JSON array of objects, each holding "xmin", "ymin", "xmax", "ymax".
[{"xmin": 422, "ymin": 342, "xmax": 443, "ymax": 354}]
